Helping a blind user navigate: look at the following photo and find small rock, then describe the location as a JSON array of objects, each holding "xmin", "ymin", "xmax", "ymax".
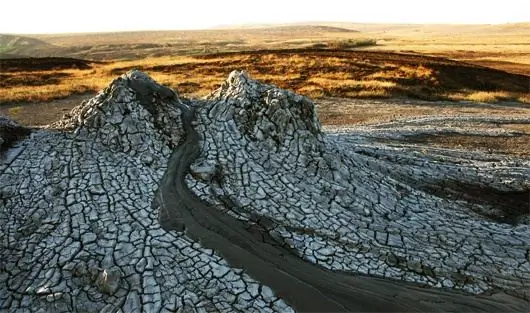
[
  {"xmin": 190, "ymin": 161, "xmax": 218, "ymax": 182},
  {"xmin": 96, "ymin": 267, "xmax": 121, "ymax": 295}
]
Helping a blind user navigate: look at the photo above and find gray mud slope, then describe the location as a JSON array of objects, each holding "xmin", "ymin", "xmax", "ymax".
[{"xmin": 1, "ymin": 70, "xmax": 529, "ymax": 312}]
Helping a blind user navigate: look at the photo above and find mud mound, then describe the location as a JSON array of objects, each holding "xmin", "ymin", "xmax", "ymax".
[
  {"xmin": 0, "ymin": 70, "xmax": 529, "ymax": 312},
  {"xmin": 50, "ymin": 70, "xmax": 185, "ymax": 163},
  {"xmin": 206, "ymin": 70, "xmax": 323, "ymax": 148}
]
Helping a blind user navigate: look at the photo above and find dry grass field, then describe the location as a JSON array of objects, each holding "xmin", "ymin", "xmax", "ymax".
[
  {"xmin": 1, "ymin": 23, "xmax": 529, "ymax": 155},
  {"xmin": 1, "ymin": 49, "xmax": 528, "ymax": 105}
]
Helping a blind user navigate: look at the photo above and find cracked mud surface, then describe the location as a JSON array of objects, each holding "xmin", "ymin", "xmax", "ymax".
[{"xmin": 1, "ymin": 70, "xmax": 529, "ymax": 312}]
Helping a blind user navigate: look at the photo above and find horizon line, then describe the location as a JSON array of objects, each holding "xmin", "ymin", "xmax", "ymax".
[{"xmin": 2, "ymin": 21, "xmax": 529, "ymax": 36}]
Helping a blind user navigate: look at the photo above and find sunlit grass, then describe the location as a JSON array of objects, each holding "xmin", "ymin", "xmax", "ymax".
[
  {"xmin": 1, "ymin": 50, "xmax": 528, "ymax": 105},
  {"xmin": 447, "ymin": 91, "xmax": 530, "ymax": 104}
]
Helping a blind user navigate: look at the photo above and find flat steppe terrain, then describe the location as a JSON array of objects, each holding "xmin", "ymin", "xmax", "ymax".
[{"xmin": 1, "ymin": 23, "xmax": 529, "ymax": 155}]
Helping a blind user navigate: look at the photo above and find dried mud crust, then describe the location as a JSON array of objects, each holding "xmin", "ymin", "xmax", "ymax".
[
  {"xmin": 323, "ymin": 111, "xmax": 530, "ymax": 223},
  {"xmin": 0, "ymin": 70, "xmax": 529, "ymax": 312},
  {"xmin": 185, "ymin": 71, "xmax": 529, "ymax": 308}
]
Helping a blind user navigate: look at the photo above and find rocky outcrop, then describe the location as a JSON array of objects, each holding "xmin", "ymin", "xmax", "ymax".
[{"xmin": 0, "ymin": 70, "xmax": 528, "ymax": 312}]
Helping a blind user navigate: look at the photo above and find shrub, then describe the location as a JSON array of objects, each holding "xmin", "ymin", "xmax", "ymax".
[{"xmin": 327, "ymin": 39, "xmax": 377, "ymax": 49}]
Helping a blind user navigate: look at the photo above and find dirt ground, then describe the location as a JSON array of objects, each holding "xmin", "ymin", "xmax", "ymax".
[
  {"xmin": 317, "ymin": 97, "xmax": 530, "ymax": 157},
  {"xmin": 0, "ymin": 94, "xmax": 96, "ymax": 127}
]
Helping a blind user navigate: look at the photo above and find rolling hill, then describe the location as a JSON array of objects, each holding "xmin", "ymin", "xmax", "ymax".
[{"xmin": 0, "ymin": 34, "xmax": 56, "ymax": 58}]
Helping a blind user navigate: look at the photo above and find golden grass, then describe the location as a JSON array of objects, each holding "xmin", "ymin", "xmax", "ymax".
[
  {"xmin": 298, "ymin": 85, "xmax": 326, "ymax": 99},
  {"xmin": 2, "ymin": 24, "xmax": 530, "ymax": 157},
  {"xmin": 0, "ymin": 69, "xmax": 112, "ymax": 103},
  {"xmin": 346, "ymin": 90, "xmax": 392, "ymax": 98},
  {"xmin": 7, "ymin": 106, "xmax": 22, "ymax": 117},
  {"xmin": 4, "ymin": 23, "xmax": 529, "ymax": 79},
  {"xmin": 465, "ymin": 91, "xmax": 519, "ymax": 103},
  {"xmin": 0, "ymin": 53, "xmax": 528, "ymax": 103},
  {"xmin": 368, "ymin": 65, "xmax": 438, "ymax": 84},
  {"xmin": 306, "ymin": 77, "xmax": 396, "ymax": 98},
  {"xmin": 447, "ymin": 91, "xmax": 530, "ymax": 103},
  {"xmin": 520, "ymin": 93, "xmax": 530, "ymax": 103},
  {"xmin": 2, "ymin": 24, "xmax": 529, "ymax": 104},
  {"xmin": 1, "ymin": 49, "xmax": 529, "ymax": 106}
]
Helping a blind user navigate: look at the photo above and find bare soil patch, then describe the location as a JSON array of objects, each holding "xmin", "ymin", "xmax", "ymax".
[
  {"xmin": 403, "ymin": 133, "xmax": 530, "ymax": 157},
  {"xmin": 0, "ymin": 94, "xmax": 95, "ymax": 127}
]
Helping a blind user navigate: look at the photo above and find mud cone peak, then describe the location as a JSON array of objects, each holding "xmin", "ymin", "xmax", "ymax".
[
  {"xmin": 50, "ymin": 70, "xmax": 185, "ymax": 156},
  {"xmin": 207, "ymin": 71, "xmax": 324, "ymax": 152}
]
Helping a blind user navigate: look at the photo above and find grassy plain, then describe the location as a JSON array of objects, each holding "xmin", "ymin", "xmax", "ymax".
[
  {"xmin": 1, "ymin": 23, "xmax": 529, "ymax": 155},
  {"xmin": 1, "ymin": 48, "xmax": 528, "ymax": 105}
]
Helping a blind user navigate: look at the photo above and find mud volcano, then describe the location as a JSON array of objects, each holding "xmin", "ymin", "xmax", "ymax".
[{"xmin": 1, "ymin": 70, "xmax": 529, "ymax": 312}]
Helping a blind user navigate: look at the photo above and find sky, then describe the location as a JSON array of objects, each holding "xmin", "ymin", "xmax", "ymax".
[{"xmin": 2, "ymin": 0, "xmax": 529, "ymax": 34}]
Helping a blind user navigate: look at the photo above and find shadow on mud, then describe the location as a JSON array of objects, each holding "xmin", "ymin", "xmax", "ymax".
[
  {"xmin": 421, "ymin": 180, "xmax": 529, "ymax": 224},
  {"xmin": 0, "ymin": 118, "xmax": 31, "ymax": 153}
]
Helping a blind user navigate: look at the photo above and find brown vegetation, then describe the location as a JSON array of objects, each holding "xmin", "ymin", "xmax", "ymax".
[
  {"xmin": 0, "ymin": 57, "xmax": 98, "ymax": 72},
  {"xmin": 1, "ymin": 24, "xmax": 529, "ymax": 156},
  {"xmin": 1, "ymin": 49, "xmax": 528, "ymax": 107}
]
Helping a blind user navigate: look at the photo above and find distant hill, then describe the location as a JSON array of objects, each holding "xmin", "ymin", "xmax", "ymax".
[
  {"xmin": 23, "ymin": 25, "xmax": 367, "ymax": 59},
  {"xmin": 215, "ymin": 24, "xmax": 359, "ymax": 33},
  {"xmin": 3, "ymin": 22, "xmax": 529, "ymax": 63},
  {"xmin": 0, "ymin": 34, "xmax": 55, "ymax": 58},
  {"xmin": 217, "ymin": 21, "xmax": 530, "ymax": 35},
  {"xmin": 0, "ymin": 53, "xmax": 24, "ymax": 59},
  {"xmin": 314, "ymin": 22, "xmax": 530, "ymax": 36}
]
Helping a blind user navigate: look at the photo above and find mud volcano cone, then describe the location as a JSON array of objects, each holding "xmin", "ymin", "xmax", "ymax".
[{"xmin": 0, "ymin": 70, "xmax": 528, "ymax": 312}]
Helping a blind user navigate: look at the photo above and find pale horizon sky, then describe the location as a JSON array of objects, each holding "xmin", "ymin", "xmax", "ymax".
[{"xmin": 2, "ymin": 0, "xmax": 529, "ymax": 34}]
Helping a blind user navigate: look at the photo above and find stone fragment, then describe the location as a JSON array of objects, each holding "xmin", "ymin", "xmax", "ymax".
[
  {"xmin": 190, "ymin": 161, "xmax": 218, "ymax": 182},
  {"xmin": 96, "ymin": 267, "xmax": 121, "ymax": 295}
]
